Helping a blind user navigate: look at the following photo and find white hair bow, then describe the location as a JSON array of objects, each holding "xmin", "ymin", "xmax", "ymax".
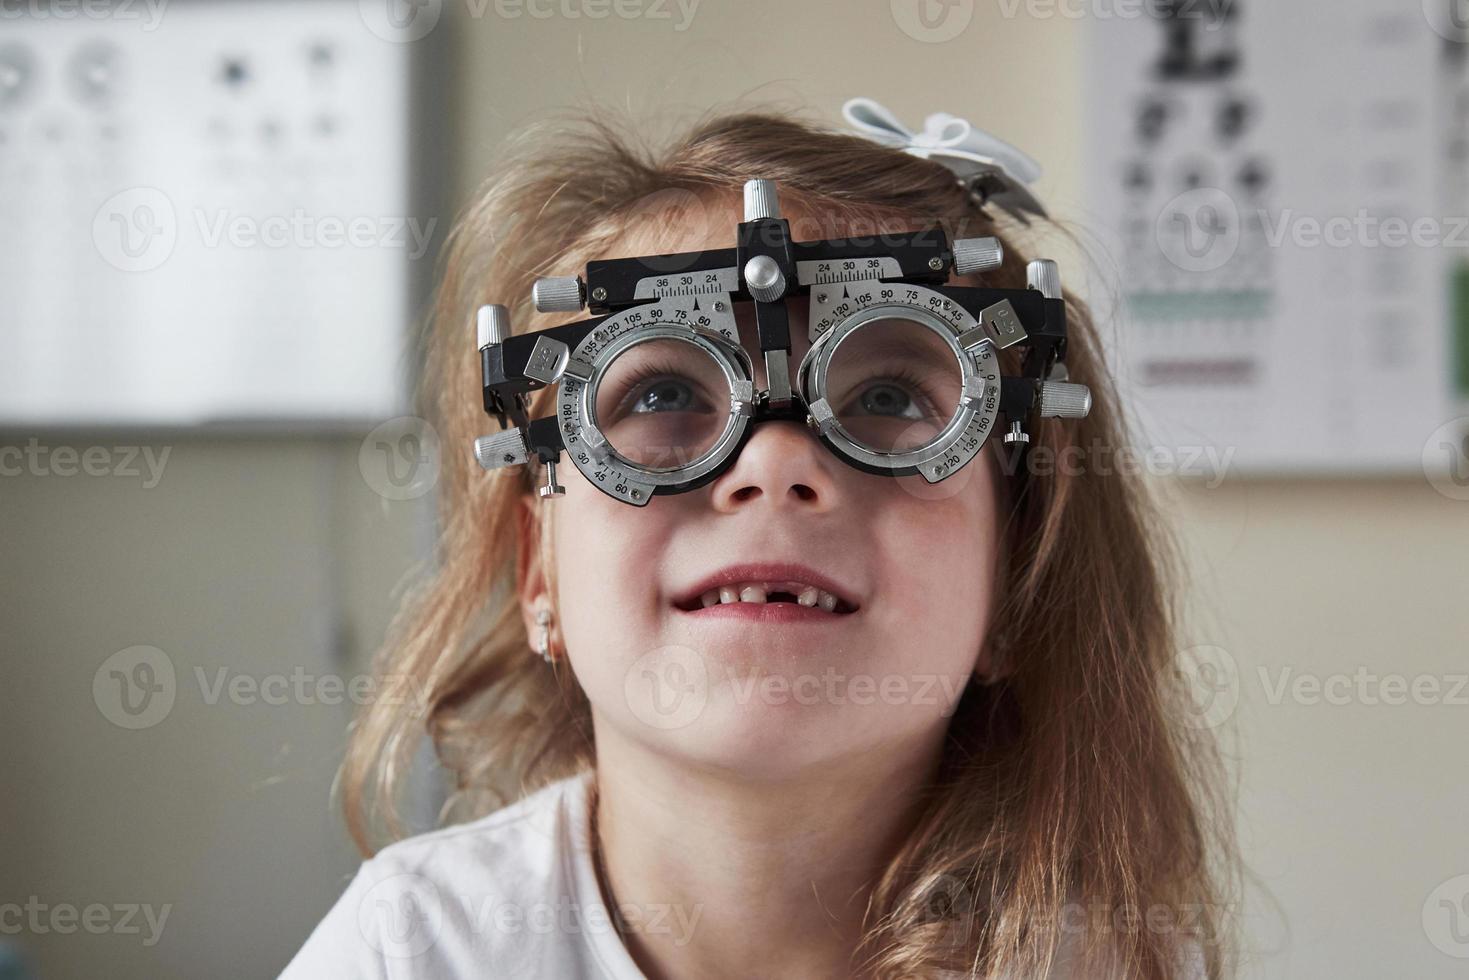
[{"xmin": 841, "ymin": 96, "xmax": 1048, "ymax": 223}]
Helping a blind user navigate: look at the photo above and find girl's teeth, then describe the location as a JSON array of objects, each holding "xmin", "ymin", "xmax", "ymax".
[{"xmin": 694, "ymin": 584, "xmax": 843, "ymax": 609}]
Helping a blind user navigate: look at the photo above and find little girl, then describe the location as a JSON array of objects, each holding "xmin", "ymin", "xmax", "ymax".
[{"xmin": 281, "ymin": 104, "xmax": 1236, "ymax": 979}]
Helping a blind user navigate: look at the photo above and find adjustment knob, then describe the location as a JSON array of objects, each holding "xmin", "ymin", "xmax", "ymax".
[
  {"xmin": 532, "ymin": 276, "xmax": 585, "ymax": 313},
  {"xmin": 1026, "ymin": 259, "xmax": 1061, "ymax": 300},
  {"xmin": 743, "ymin": 179, "xmax": 781, "ymax": 221},
  {"xmin": 1037, "ymin": 380, "xmax": 1091, "ymax": 419},
  {"xmin": 474, "ymin": 429, "xmax": 529, "ymax": 470},
  {"xmin": 538, "ymin": 458, "xmax": 566, "ymax": 499},
  {"xmin": 476, "ymin": 304, "xmax": 511, "ymax": 349},
  {"xmin": 743, "ymin": 255, "xmax": 786, "ymax": 303},
  {"xmin": 952, "ymin": 236, "xmax": 1004, "ymax": 276}
]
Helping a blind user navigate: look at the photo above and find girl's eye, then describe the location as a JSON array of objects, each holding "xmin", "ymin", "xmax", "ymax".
[
  {"xmin": 630, "ymin": 377, "xmax": 700, "ymax": 414},
  {"xmin": 853, "ymin": 381, "xmax": 923, "ymax": 421},
  {"xmin": 838, "ymin": 371, "xmax": 945, "ymax": 422}
]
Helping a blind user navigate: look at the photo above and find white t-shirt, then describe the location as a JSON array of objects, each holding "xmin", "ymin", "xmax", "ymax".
[
  {"xmin": 279, "ymin": 769, "xmax": 646, "ymax": 979},
  {"xmin": 280, "ymin": 769, "xmax": 1207, "ymax": 979}
]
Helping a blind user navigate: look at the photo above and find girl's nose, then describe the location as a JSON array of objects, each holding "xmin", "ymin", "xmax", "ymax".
[{"xmin": 706, "ymin": 417, "xmax": 841, "ymax": 513}]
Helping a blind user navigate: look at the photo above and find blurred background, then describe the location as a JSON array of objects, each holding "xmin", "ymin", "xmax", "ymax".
[{"xmin": 1, "ymin": 1, "xmax": 1466, "ymax": 977}]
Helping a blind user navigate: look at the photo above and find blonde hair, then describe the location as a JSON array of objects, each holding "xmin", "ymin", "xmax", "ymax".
[{"xmin": 341, "ymin": 102, "xmax": 1239, "ymax": 979}]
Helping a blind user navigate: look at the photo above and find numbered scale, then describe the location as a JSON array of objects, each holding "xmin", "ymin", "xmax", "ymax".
[{"xmin": 471, "ymin": 179, "xmax": 1091, "ymax": 506}]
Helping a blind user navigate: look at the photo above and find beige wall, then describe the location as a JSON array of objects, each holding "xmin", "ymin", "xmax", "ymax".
[{"xmin": 5, "ymin": 3, "xmax": 1466, "ymax": 978}]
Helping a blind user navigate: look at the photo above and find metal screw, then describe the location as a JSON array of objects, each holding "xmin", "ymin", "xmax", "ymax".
[
  {"xmin": 631, "ymin": 489, "xmax": 641, "ymax": 498},
  {"xmin": 816, "ymin": 292, "xmax": 827, "ymax": 303},
  {"xmin": 928, "ymin": 256, "xmax": 944, "ymax": 271},
  {"xmin": 502, "ymin": 454, "xmax": 514, "ymax": 463},
  {"xmin": 713, "ymin": 300, "xmax": 726, "ymax": 312},
  {"xmin": 591, "ymin": 286, "xmax": 608, "ymax": 302}
]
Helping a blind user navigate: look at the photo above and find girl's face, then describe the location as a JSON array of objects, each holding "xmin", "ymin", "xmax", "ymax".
[{"xmin": 522, "ymin": 194, "xmax": 1004, "ymax": 779}]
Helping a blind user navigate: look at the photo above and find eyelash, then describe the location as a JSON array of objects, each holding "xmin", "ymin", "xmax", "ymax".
[
  {"xmin": 838, "ymin": 366, "xmax": 943, "ymax": 417},
  {"xmin": 609, "ymin": 362, "xmax": 941, "ymax": 417},
  {"xmin": 609, "ymin": 359, "xmax": 712, "ymax": 414}
]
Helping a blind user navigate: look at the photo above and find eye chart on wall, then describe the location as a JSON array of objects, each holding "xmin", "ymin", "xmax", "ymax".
[
  {"xmin": 1084, "ymin": 0, "xmax": 1469, "ymax": 474},
  {"xmin": 0, "ymin": 0, "xmax": 428, "ymax": 428}
]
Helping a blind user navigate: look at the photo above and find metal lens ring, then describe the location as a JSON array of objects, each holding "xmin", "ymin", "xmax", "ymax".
[
  {"xmin": 799, "ymin": 280, "xmax": 1001, "ymax": 484},
  {"xmin": 556, "ymin": 293, "xmax": 749, "ymax": 506}
]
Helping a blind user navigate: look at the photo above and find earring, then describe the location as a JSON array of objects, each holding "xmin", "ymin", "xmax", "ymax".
[{"xmin": 533, "ymin": 606, "xmax": 554, "ymax": 663}]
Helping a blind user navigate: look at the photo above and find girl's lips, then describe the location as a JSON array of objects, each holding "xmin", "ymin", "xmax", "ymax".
[{"xmin": 674, "ymin": 601, "xmax": 857, "ymax": 624}]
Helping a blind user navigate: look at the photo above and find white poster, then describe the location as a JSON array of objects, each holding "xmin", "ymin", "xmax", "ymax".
[
  {"xmin": 0, "ymin": 0, "xmax": 419, "ymax": 428},
  {"xmin": 1084, "ymin": 0, "xmax": 1466, "ymax": 474}
]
